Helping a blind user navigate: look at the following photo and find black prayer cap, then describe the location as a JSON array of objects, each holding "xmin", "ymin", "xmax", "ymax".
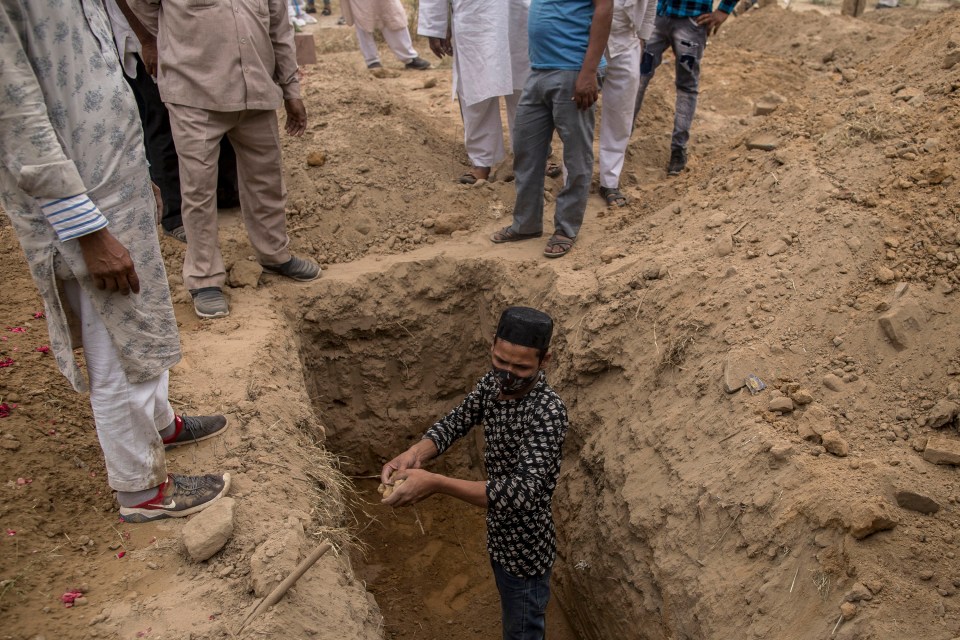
[{"xmin": 495, "ymin": 306, "xmax": 554, "ymax": 352}]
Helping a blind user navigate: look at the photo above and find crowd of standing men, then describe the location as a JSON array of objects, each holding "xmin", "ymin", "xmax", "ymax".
[{"xmin": 0, "ymin": 0, "xmax": 732, "ymax": 637}]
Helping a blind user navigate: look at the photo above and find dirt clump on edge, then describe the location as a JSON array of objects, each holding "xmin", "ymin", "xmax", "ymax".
[{"xmin": 2, "ymin": 4, "xmax": 960, "ymax": 640}]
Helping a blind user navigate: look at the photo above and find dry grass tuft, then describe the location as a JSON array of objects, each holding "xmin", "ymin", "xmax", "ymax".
[{"xmin": 657, "ymin": 320, "xmax": 708, "ymax": 372}]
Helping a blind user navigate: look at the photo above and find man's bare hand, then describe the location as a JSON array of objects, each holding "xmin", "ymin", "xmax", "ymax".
[
  {"xmin": 381, "ymin": 449, "xmax": 422, "ymax": 484},
  {"xmin": 141, "ymin": 38, "xmax": 159, "ymax": 76},
  {"xmin": 572, "ymin": 69, "xmax": 599, "ymax": 110},
  {"xmin": 382, "ymin": 468, "xmax": 436, "ymax": 507},
  {"xmin": 284, "ymin": 98, "xmax": 307, "ymax": 137},
  {"xmin": 695, "ymin": 10, "xmax": 728, "ymax": 35},
  {"xmin": 77, "ymin": 229, "xmax": 140, "ymax": 295},
  {"xmin": 428, "ymin": 37, "xmax": 453, "ymax": 59}
]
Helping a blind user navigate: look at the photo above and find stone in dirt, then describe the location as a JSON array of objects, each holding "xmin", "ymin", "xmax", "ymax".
[
  {"xmin": 766, "ymin": 239, "xmax": 788, "ymax": 256},
  {"xmin": 791, "ymin": 389, "xmax": 814, "ymax": 405},
  {"xmin": 770, "ymin": 444, "xmax": 794, "ymax": 461},
  {"xmin": 878, "ymin": 300, "xmax": 924, "ymax": 349},
  {"xmin": 250, "ymin": 521, "xmax": 304, "ymax": 597},
  {"xmin": 844, "ymin": 583, "xmax": 873, "ymax": 602},
  {"xmin": 306, "ymin": 151, "xmax": 326, "ymax": 167},
  {"xmin": 0, "ymin": 437, "xmax": 20, "ymax": 451},
  {"xmin": 600, "ymin": 247, "xmax": 622, "ymax": 264},
  {"xmin": 228, "ymin": 260, "xmax": 262, "ymax": 289},
  {"xmin": 822, "ymin": 430, "xmax": 849, "ymax": 457},
  {"xmin": 722, "ymin": 350, "xmax": 764, "ymax": 393},
  {"xmin": 924, "ymin": 399, "xmax": 960, "ymax": 429},
  {"xmin": 753, "ymin": 100, "xmax": 780, "ymax": 116},
  {"xmin": 875, "ymin": 266, "xmax": 895, "ymax": 284},
  {"xmin": 840, "ymin": 601, "xmax": 857, "ymax": 620},
  {"xmin": 894, "ymin": 489, "xmax": 941, "ymax": 514},
  {"xmin": 923, "ymin": 436, "xmax": 960, "ymax": 465},
  {"xmin": 746, "ymin": 134, "xmax": 779, "ymax": 151},
  {"xmin": 945, "ymin": 50, "xmax": 960, "ymax": 70},
  {"xmin": 823, "ymin": 373, "xmax": 844, "ymax": 392},
  {"xmin": 847, "ymin": 501, "xmax": 898, "ymax": 540},
  {"xmin": 716, "ymin": 233, "xmax": 734, "ymax": 257},
  {"xmin": 768, "ymin": 397, "xmax": 794, "ymax": 413},
  {"xmin": 181, "ymin": 497, "xmax": 236, "ymax": 562}
]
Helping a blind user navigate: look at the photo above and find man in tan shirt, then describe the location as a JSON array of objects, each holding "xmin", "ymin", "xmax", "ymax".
[{"xmin": 130, "ymin": 0, "xmax": 320, "ymax": 319}]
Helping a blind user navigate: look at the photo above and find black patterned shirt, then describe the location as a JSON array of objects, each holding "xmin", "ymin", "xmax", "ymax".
[{"xmin": 424, "ymin": 371, "xmax": 568, "ymax": 578}]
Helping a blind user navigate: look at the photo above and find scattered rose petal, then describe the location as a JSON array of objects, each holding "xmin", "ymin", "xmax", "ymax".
[
  {"xmin": 7, "ymin": 327, "xmax": 26, "ymax": 333},
  {"xmin": 6, "ymin": 529, "xmax": 15, "ymax": 536},
  {"xmin": 0, "ymin": 336, "xmax": 6, "ymax": 341},
  {"xmin": 0, "ymin": 357, "xmax": 14, "ymax": 368},
  {"xmin": 35, "ymin": 345, "xmax": 50, "ymax": 353},
  {"xmin": 61, "ymin": 590, "xmax": 83, "ymax": 607},
  {"xmin": 116, "ymin": 551, "xmax": 125, "ymax": 559},
  {"xmin": 0, "ymin": 403, "xmax": 12, "ymax": 419},
  {"xmin": 33, "ymin": 312, "xmax": 45, "ymax": 319},
  {"xmin": 16, "ymin": 477, "xmax": 32, "ymax": 485}
]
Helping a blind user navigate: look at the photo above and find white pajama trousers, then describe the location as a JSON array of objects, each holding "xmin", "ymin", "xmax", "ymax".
[
  {"xmin": 355, "ymin": 25, "xmax": 418, "ymax": 66},
  {"xmin": 62, "ymin": 279, "xmax": 171, "ymax": 493},
  {"xmin": 598, "ymin": 45, "xmax": 641, "ymax": 189},
  {"xmin": 460, "ymin": 90, "xmax": 522, "ymax": 168}
]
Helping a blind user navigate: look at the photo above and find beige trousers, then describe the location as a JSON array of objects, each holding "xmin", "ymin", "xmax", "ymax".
[{"xmin": 166, "ymin": 105, "xmax": 291, "ymax": 290}]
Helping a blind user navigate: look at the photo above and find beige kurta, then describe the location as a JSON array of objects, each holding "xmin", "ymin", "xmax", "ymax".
[
  {"xmin": 341, "ymin": 0, "xmax": 409, "ymax": 32},
  {"xmin": 129, "ymin": 0, "xmax": 301, "ymax": 112},
  {"xmin": 0, "ymin": 0, "xmax": 181, "ymax": 392}
]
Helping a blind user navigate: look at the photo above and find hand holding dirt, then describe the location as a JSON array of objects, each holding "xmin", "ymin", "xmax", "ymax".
[{"xmin": 377, "ymin": 476, "xmax": 405, "ymax": 499}]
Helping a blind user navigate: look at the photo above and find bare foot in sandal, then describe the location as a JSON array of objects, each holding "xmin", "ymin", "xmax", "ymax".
[
  {"xmin": 543, "ymin": 233, "xmax": 575, "ymax": 258},
  {"xmin": 459, "ymin": 166, "xmax": 491, "ymax": 184},
  {"xmin": 490, "ymin": 226, "xmax": 544, "ymax": 244},
  {"xmin": 599, "ymin": 186, "xmax": 628, "ymax": 208}
]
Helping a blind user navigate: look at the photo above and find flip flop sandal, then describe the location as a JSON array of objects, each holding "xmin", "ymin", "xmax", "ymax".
[
  {"xmin": 490, "ymin": 226, "xmax": 544, "ymax": 244},
  {"xmin": 545, "ymin": 162, "xmax": 562, "ymax": 178},
  {"xmin": 599, "ymin": 186, "xmax": 628, "ymax": 208},
  {"xmin": 543, "ymin": 234, "xmax": 575, "ymax": 258}
]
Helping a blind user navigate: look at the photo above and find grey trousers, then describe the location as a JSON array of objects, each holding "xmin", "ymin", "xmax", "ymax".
[
  {"xmin": 633, "ymin": 16, "xmax": 708, "ymax": 150},
  {"xmin": 511, "ymin": 69, "xmax": 596, "ymax": 240}
]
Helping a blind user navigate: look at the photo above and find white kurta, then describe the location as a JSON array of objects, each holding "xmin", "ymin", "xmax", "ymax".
[
  {"xmin": 342, "ymin": 0, "xmax": 409, "ymax": 32},
  {"xmin": 0, "ymin": 0, "xmax": 180, "ymax": 391},
  {"xmin": 418, "ymin": 0, "xmax": 530, "ymax": 107}
]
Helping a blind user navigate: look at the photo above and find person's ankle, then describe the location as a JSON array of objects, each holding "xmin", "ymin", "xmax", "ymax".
[{"xmin": 117, "ymin": 483, "xmax": 163, "ymax": 507}]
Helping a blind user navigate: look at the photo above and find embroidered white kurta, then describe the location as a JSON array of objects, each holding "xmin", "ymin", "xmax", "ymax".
[
  {"xmin": 418, "ymin": 0, "xmax": 530, "ymax": 107},
  {"xmin": 0, "ymin": 0, "xmax": 181, "ymax": 392}
]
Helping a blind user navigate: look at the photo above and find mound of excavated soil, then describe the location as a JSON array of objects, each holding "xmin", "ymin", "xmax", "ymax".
[{"xmin": 2, "ymin": 4, "xmax": 960, "ymax": 640}]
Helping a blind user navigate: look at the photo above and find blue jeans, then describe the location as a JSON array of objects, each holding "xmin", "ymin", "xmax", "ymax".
[
  {"xmin": 510, "ymin": 69, "xmax": 596, "ymax": 240},
  {"xmin": 492, "ymin": 560, "xmax": 552, "ymax": 640},
  {"xmin": 633, "ymin": 16, "xmax": 709, "ymax": 150}
]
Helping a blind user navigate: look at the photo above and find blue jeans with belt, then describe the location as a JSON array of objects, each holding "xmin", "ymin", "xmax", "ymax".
[{"xmin": 492, "ymin": 560, "xmax": 552, "ymax": 640}]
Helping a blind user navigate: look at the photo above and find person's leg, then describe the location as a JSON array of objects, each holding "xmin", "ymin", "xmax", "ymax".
[
  {"xmin": 461, "ymin": 94, "xmax": 506, "ymax": 177},
  {"xmin": 355, "ymin": 27, "xmax": 382, "ymax": 67},
  {"xmin": 166, "ymin": 104, "xmax": 232, "ymax": 291},
  {"xmin": 492, "ymin": 560, "xmax": 551, "ymax": 640},
  {"xmin": 125, "ymin": 55, "xmax": 184, "ymax": 234},
  {"xmin": 507, "ymin": 72, "xmax": 553, "ymax": 237},
  {"xmin": 381, "ymin": 25, "xmax": 419, "ymax": 63},
  {"xmin": 633, "ymin": 16, "xmax": 671, "ymax": 124},
  {"xmin": 60, "ymin": 279, "xmax": 168, "ymax": 496},
  {"xmin": 598, "ymin": 45, "xmax": 641, "ymax": 191},
  {"xmin": 504, "ymin": 89, "xmax": 522, "ymax": 154},
  {"xmin": 669, "ymin": 17, "xmax": 708, "ymax": 151},
  {"xmin": 225, "ymin": 110, "xmax": 292, "ymax": 267},
  {"xmin": 549, "ymin": 69, "xmax": 595, "ymax": 242}
]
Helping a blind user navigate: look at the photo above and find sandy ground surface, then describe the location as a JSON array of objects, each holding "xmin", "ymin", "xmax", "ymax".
[{"xmin": 3, "ymin": 3, "xmax": 960, "ymax": 639}]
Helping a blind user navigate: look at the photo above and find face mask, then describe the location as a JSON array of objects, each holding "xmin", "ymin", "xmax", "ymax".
[{"xmin": 492, "ymin": 365, "xmax": 538, "ymax": 394}]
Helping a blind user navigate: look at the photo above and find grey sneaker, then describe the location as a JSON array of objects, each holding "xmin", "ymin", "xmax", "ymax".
[
  {"xmin": 163, "ymin": 226, "xmax": 187, "ymax": 243},
  {"xmin": 405, "ymin": 57, "xmax": 430, "ymax": 70},
  {"xmin": 119, "ymin": 472, "xmax": 231, "ymax": 523},
  {"xmin": 367, "ymin": 61, "xmax": 383, "ymax": 69},
  {"xmin": 261, "ymin": 255, "xmax": 321, "ymax": 281},
  {"xmin": 163, "ymin": 414, "xmax": 229, "ymax": 449},
  {"xmin": 190, "ymin": 287, "xmax": 229, "ymax": 319}
]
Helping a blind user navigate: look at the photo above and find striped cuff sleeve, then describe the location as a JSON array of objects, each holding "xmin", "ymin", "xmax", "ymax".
[{"xmin": 38, "ymin": 194, "xmax": 108, "ymax": 241}]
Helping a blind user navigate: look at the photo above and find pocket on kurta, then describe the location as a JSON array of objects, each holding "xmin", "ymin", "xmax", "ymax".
[{"xmin": 187, "ymin": 0, "xmax": 218, "ymax": 8}]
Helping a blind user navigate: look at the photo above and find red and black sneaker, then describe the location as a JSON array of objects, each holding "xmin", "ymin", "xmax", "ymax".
[
  {"xmin": 119, "ymin": 473, "xmax": 231, "ymax": 523},
  {"xmin": 163, "ymin": 414, "xmax": 228, "ymax": 449}
]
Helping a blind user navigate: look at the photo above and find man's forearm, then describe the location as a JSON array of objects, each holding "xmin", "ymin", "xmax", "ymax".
[
  {"xmin": 433, "ymin": 475, "xmax": 488, "ymax": 508},
  {"xmin": 411, "ymin": 438, "xmax": 439, "ymax": 465},
  {"xmin": 582, "ymin": 0, "xmax": 613, "ymax": 73}
]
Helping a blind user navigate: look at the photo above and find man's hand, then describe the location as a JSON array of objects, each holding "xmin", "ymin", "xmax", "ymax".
[
  {"xmin": 381, "ymin": 448, "xmax": 422, "ymax": 484},
  {"xmin": 141, "ymin": 37, "xmax": 159, "ymax": 76},
  {"xmin": 77, "ymin": 229, "xmax": 140, "ymax": 295},
  {"xmin": 573, "ymin": 70, "xmax": 600, "ymax": 110},
  {"xmin": 382, "ymin": 468, "xmax": 437, "ymax": 507},
  {"xmin": 284, "ymin": 98, "xmax": 307, "ymax": 137},
  {"xmin": 428, "ymin": 37, "xmax": 453, "ymax": 59},
  {"xmin": 695, "ymin": 10, "xmax": 729, "ymax": 35}
]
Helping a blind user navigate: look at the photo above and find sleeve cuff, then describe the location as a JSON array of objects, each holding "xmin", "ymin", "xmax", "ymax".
[
  {"xmin": 39, "ymin": 194, "xmax": 109, "ymax": 241},
  {"xmin": 718, "ymin": 1, "xmax": 737, "ymax": 13},
  {"xmin": 281, "ymin": 79, "xmax": 302, "ymax": 101}
]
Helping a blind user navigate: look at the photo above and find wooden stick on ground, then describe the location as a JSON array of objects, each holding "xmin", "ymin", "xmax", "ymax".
[{"xmin": 239, "ymin": 542, "xmax": 333, "ymax": 632}]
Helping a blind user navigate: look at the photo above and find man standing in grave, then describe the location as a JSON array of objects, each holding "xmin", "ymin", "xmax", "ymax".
[{"xmin": 381, "ymin": 306, "xmax": 568, "ymax": 640}]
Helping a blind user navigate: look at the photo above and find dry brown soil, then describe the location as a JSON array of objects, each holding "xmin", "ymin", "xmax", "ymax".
[{"xmin": 3, "ymin": 3, "xmax": 960, "ymax": 640}]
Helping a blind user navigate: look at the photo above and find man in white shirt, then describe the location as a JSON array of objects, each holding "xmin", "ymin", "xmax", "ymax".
[
  {"xmin": 597, "ymin": 0, "xmax": 655, "ymax": 207},
  {"xmin": 418, "ymin": 0, "xmax": 531, "ymax": 184}
]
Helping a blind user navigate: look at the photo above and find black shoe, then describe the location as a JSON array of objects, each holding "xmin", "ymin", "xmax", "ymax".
[
  {"xmin": 163, "ymin": 414, "xmax": 229, "ymax": 449},
  {"xmin": 321, "ymin": 6, "xmax": 331, "ymax": 15},
  {"xmin": 667, "ymin": 147, "xmax": 687, "ymax": 176},
  {"xmin": 405, "ymin": 57, "xmax": 431, "ymax": 71},
  {"xmin": 367, "ymin": 61, "xmax": 383, "ymax": 70},
  {"xmin": 304, "ymin": 6, "xmax": 317, "ymax": 12}
]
